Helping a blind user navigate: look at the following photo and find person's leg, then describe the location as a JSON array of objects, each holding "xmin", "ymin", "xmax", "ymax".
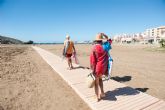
[
  {"xmin": 66, "ymin": 54, "xmax": 70, "ymax": 68},
  {"xmin": 67, "ymin": 54, "xmax": 73, "ymax": 69},
  {"xmin": 68, "ymin": 57, "xmax": 72, "ymax": 68},
  {"xmin": 70, "ymin": 58, "xmax": 73, "ymax": 69},
  {"xmin": 67, "ymin": 56, "xmax": 71, "ymax": 69},
  {"xmin": 94, "ymin": 77, "xmax": 100, "ymax": 101},
  {"xmin": 99, "ymin": 77, "xmax": 105, "ymax": 98}
]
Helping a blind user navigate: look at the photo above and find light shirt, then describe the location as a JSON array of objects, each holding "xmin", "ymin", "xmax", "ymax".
[{"xmin": 64, "ymin": 40, "xmax": 74, "ymax": 54}]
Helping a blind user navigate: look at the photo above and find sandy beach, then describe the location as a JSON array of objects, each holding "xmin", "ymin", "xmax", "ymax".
[
  {"xmin": 0, "ymin": 45, "xmax": 91, "ymax": 110},
  {"xmin": 0, "ymin": 44, "xmax": 165, "ymax": 110},
  {"xmin": 38, "ymin": 44, "xmax": 165, "ymax": 101}
]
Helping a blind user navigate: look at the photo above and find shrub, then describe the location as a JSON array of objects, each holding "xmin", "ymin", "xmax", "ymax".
[
  {"xmin": 24, "ymin": 40, "xmax": 34, "ymax": 44},
  {"xmin": 159, "ymin": 39, "xmax": 165, "ymax": 48}
]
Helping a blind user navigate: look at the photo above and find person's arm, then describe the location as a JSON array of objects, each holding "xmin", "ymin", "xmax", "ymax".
[
  {"xmin": 63, "ymin": 41, "xmax": 66, "ymax": 56},
  {"xmin": 73, "ymin": 45, "xmax": 76, "ymax": 53},
  {"xmin": 72, "ymin": 42, "xmax": 76, "ymax": 53},
  {"xmin": 101, "ymin": 33, "xmax": 109, "ymax": 40},
  {"xmin": 90, "ymin": 47, "xmax": 96, "ymax": 74}
]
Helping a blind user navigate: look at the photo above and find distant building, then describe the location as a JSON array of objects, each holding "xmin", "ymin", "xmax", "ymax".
[
  {"xmin": 162, "ymin": 33, "xmax": 165, "ymax": 39},
  {"xmin": 113, "ymin": 26, "xmax": 165, "ymax": 44},
  {"xmin": 144, "ymin": 26, "xmax": 165, "ymax": 44}
]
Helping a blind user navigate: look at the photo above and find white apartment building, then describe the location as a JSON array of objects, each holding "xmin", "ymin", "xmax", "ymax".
[
  {"xmin": 113, "ymin": 26, "xmax": 165, "ymax": 44},
  {"xmin": 144, "ymin": 26, "xmax": 165, "ymax": 44}
]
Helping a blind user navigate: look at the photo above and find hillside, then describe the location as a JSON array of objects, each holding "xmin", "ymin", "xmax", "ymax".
[{"xmin": 0, "ymin": 35, "xmax": 23, "ymax": 44}]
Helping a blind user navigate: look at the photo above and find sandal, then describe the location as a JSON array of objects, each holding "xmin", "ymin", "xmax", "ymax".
[
  {"xmin": 70, "ymin": 66, "xmax": 74, "ymax": 69},
  {"xmin": 97, "ymin": 98, "xmax": 101, "ymax": 102},
  {"xmin": 93, "ymin": 95, "xmax": 101, "ymax": 102}
]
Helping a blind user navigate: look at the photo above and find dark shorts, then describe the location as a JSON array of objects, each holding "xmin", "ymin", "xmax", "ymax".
[{"xmin": 66, "ymin": 53, "xmax": 72, "ymax": 58}]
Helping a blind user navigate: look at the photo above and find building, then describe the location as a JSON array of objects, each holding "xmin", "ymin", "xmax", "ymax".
[
  {"xmin": 144, "ymin": 26, "xmax": 165, "ymax": 44},
  {"xmin": 113, "ymin": 33, "xmax": 144, "ymax": 43},
  {"xmin": 113, "ymin": 26, "xmax": 165, "ymax": 44}
]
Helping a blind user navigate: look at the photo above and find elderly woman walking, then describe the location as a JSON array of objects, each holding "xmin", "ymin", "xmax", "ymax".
[{"xmin": 90, "ymin": 33, "xmax": 109, "ymax": 102}]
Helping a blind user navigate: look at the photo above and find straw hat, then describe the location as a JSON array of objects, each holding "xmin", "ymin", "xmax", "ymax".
[{"xmin": 94, "ymin": 33, "xmax": 103, "ymax": 41}]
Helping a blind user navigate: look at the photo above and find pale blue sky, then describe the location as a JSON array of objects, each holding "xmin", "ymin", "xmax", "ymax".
[{"xmin": 0, "ymin": 0, "xmax": 165, "ymax": 42}]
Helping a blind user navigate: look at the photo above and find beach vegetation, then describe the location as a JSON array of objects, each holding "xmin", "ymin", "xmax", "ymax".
[
  {"xmin": 24, "ymin": 40, "xmax": 34, "ymax": 44},
  {"xmin": 159, "ymin": 39, "xmax": 165, "ymax": 48}
]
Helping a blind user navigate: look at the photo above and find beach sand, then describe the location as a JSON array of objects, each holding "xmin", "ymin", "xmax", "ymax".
[
  {"xmin": 38, "ymin": 44, "xmax": 165, "ymax": 101},
  {"xmin": 0, "ymin": 45, "xmax": 91, "ymax": 110}
]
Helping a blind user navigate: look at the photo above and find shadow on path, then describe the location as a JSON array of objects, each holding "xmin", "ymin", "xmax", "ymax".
[
  {"xmin": 110, "ymin": 76, "xmax": 132, "ymax": 82},
  {"xmin": 102, "ymin": 86, "xmax": 140, "ymax": 101},
  {"xmin": 135, "ymin": 88, "xmax": 149, "ymax": 92},
  {"xmin": 73, "ymin": 66, "xmax": 90, "ymax": 70}
]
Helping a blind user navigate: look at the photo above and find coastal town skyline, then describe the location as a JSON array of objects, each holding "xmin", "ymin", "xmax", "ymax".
[{"xmin": 113, "ymin": 25, "xmax": 165, "ymax": 44}]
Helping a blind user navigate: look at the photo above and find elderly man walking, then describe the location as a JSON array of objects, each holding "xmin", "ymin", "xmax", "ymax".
[{"xmin": 63, "ymin": 35, "xmax": 76, "ymax": 70}]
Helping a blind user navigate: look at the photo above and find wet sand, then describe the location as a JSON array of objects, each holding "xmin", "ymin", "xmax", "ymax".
[{"xmin": 38, "ymin": 44, "xmax": 165, "ymax": 101}]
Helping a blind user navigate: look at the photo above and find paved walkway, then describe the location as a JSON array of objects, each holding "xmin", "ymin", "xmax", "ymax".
[{"xmin": 32, "ymin": 46, "xmax": 165, "ymax": 110}]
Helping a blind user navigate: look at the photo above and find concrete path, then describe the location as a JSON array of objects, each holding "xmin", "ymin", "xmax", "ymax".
[{"xmin": 32, "ymin": 46, "xmax": 165, "ymax": 110}]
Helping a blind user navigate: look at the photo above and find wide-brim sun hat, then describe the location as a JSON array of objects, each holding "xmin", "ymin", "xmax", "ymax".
[{"xmin": 94, "ymin": 33, "xmax": 103, "ymax": 41}]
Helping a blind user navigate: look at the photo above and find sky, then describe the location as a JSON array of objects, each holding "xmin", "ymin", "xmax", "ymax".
[{"xmin": 0, "ymin": 0, "xmax": 165, "ymax": 43}]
